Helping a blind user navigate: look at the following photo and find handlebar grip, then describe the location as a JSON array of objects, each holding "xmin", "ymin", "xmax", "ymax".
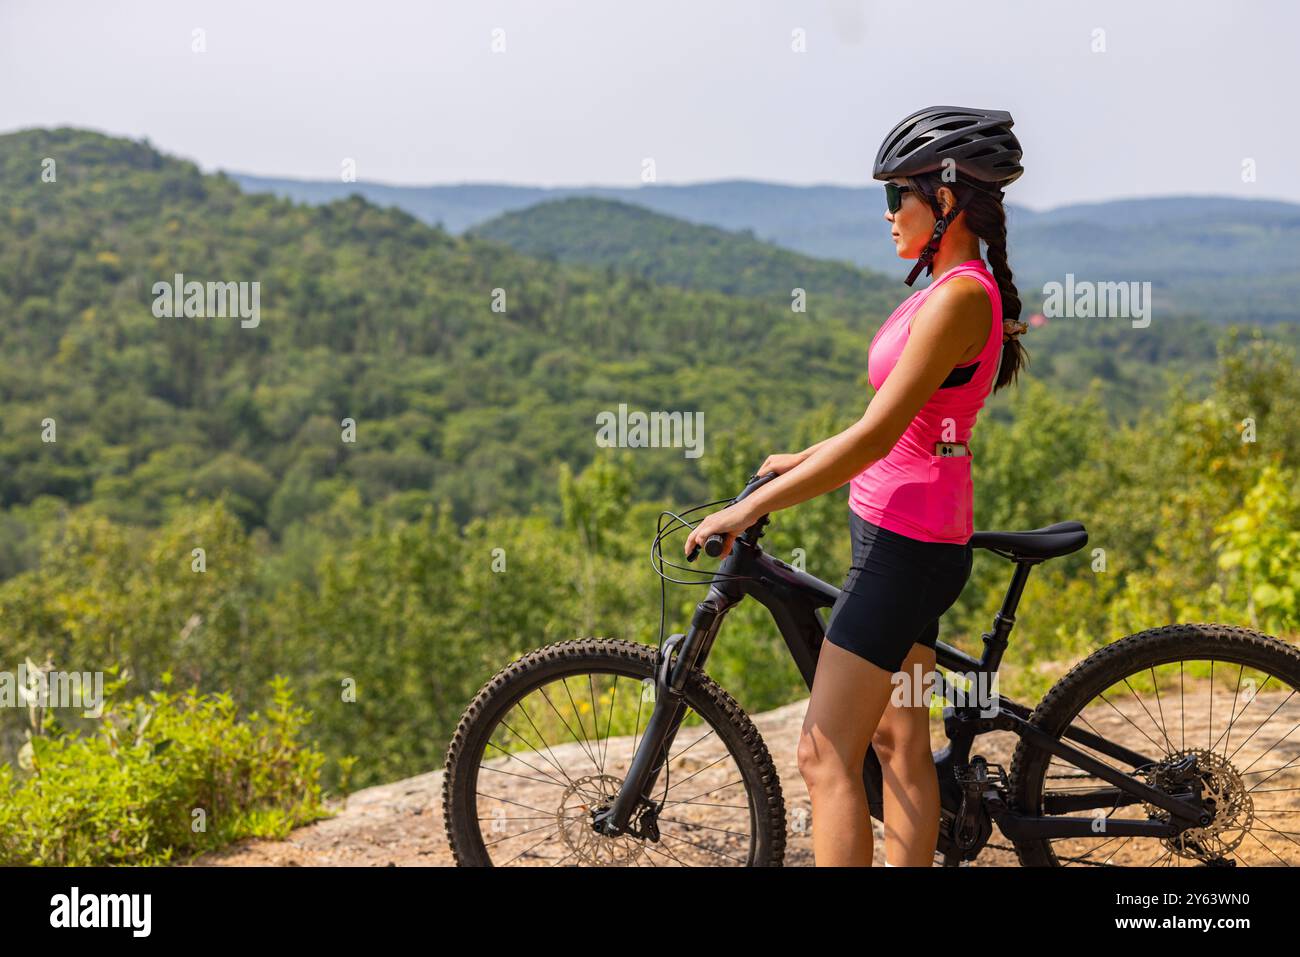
[
  {"xmin": 683, "ymin": 470, "xmax": 778, "ymax": 563},
  {"xmin": 685, "ymin": 533, "xmax": 727, "ymax": 563}
]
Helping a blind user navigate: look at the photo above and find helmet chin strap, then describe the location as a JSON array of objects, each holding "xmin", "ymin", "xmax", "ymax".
[{"xmin": 904, "ymin": 190, "xmax": 974, "ymax": 286}]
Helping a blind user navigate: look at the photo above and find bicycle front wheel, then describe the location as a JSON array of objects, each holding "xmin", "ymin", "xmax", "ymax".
[
  {"xmin": 1009, "ymin": 623, "xmax": 1300, "ymax": 866},
  {"xmin": 442, "ymin": 638, "xmax": 786, "ymax": 866}
]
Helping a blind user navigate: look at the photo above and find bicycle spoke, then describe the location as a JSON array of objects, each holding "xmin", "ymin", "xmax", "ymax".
[
  {"xmin": 1123, "ymin": 675, "xmax": 1175, "ymax": 755},
  {"xmin": 643, "ymin": 838, "xmax": 690, "ymax": 867},
  {"xmin": 663, "ymin": 777, "xmax": 747, "ymax": 807},
  {"xmin": 1098, "ymin": 836, "xmax": 1135, "ymax": 865},
  {"xmin": 657, "ymin": 830, "xmax": 748, "ymax": 865},
  {"xmin": 1219, "ymin": 663, "xmax": 1247, "ymax": 759},
  {"xmin": 495, "ymin": 709, "xmax": 584, "ymax": 790},
  {"xmin": 660, "ymin": 750, "xmax": 734, "ymax": 794},
  {"xmin": 477, "ymin": 791, "xmax": 568, "ymax": 822},
  {"xmin": 485, "ymin": 723, "xmax": 576, "ymax": 789},
  {"xmin": 480, "ymin": 744, "xmax": 571, "ymax": 789},
  {"xmin": 597, "ymin": 672, "xmax": 616, "ymax": 774},
  {"xmin": 557, "ymin": 674, "xmax": 601, "ymax": 772},
  {"xmin": 548, "ymin": 848, "xmax": 579, "ymax": 867},
  {"xmin": 656, "ymin": 816, "xmax": 753, "ymax": 839},
  {"xmin": 536, "ymin": 682, "xmax": 603, "ymax": 772},
  {"xmin": 1096, "ymin": 689, "xmax": 1168, "ymax": 755},
  {"xmin": 500, "ymin": 826, "xmax": 569, "ymax": 865},
  {"xmin": 1227, "ymin": 706, "xmax": 1300, "ymax": 772},
  {"xmin": 1243, "ymin": 827, "xmax": 1292, "ymax": 865},
  {"xmin": 1244, "ymin": 754, "xmax": 1300, "ymax": 791},
  {"xmin": 483, "ymin": 816, "xmax": 570, "ymax": 851},
  {"xmin": 1149, "ymin": 664, "xmax": 1172, "ymax": 756},
  {"xmin": 1180, "ymin": 660, "xmax": 1185, "ymax": 752},
  {"xmin": 659, "ymin": 797, "xmax": 750, "ymax": 811},
  {"xmin": 667, "ymin": 724, "xmax": 719, "ymax": 765}
]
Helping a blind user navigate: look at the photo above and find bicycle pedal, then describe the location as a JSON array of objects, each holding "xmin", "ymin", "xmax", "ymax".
[{"xmin": 955, "ymin": 759, "xmax": 1007, "ymax": 787}]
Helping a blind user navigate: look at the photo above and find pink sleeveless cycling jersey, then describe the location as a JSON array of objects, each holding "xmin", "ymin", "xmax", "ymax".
[{"xmin": 847, "ymin": 259, "xmax": 1003, "ymax": 544}]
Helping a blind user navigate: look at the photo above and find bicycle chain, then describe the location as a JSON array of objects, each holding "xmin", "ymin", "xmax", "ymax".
[
  {"xmin": 977, "ymin": 840, "xmax": 1115, "ymax": 866},
  {"xmin": 1022, "ymin": 771, "xmax": 1144, "ymax": 866},
  {"xmin": 955, "ymin": 770, "xmax": 1137, "ymax": 866},
  {"xmin": 973, "ymin": 766, "xmax": 1228, "ymax": 867}
]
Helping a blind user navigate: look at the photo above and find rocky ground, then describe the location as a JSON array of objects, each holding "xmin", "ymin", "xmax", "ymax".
[{"xmin": 197, "ymin": 681, "xmax": 1298, "ymax": 868}]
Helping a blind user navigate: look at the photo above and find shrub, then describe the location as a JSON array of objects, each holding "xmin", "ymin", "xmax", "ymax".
[{"xmin": 0, "ymin": 674, "xmax": 328, "ymax": 865}]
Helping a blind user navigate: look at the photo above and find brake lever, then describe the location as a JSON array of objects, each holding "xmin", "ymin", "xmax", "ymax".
[{"xmin": 682, "ymin": 470, "xmax": 777, "ymax": 563}]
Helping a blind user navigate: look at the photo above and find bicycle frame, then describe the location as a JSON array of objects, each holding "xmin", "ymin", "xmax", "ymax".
[{"xmin": 593, "ymin": 487, "xmax": 1213, "ymax": 858}]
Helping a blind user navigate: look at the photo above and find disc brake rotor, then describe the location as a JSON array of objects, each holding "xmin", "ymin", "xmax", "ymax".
[
  {"xmin": 557, "ymin": 774, "xmax": 648, "ymax": 866},
  {"xmin": 1142, "ymin": 748, "xmax": 1253, "ymax": 861}
]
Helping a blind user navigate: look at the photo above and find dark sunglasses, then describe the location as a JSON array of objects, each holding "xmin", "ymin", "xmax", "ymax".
[{"xmin": 884, "ymin": 182, "xmax": 913, "ymax": 214}]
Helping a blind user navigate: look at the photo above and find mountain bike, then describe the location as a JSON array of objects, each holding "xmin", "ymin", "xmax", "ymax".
[{"xmin": 443, "ymin": 470, "xmax": 1300, "ymax": 866}]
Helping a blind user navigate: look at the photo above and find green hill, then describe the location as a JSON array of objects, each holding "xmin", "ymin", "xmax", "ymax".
[{"xmin": 471, "ymin": 196, "xmax": 897, "ymax": 315}]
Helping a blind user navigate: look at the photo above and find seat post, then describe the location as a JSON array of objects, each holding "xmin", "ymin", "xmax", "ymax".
[{"xmin": 979, "ymin": 560, "xmax": 1036, "ymax": 672}]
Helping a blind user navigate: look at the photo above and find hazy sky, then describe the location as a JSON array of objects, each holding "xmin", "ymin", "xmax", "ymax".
[{"xmin": 2, "ymin": 0, "xmax": 1295, "ymax": 210}]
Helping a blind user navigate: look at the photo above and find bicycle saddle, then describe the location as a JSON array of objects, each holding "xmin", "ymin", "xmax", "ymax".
[{"xmin": 969, "ymin": 521, "xmax": 1088, "ymax": 560}]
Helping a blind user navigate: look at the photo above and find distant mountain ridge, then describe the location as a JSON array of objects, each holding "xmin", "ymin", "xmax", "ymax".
[
  {"xmin": 231, "ymin": 173, "xmax": 1300, "ymax": 323},
  {"xmin": 469, "ymin": 196, "xmax": 897, "ymax": 314}
]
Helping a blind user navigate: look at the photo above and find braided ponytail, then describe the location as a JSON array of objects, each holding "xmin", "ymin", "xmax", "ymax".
[
  {"xmin": 963, "ymin": 190, "xmax": 1025, "ymax": 392},
  {"xmin": 911, "ymin": 173, "xmax": 1027, "ymax": 393}
]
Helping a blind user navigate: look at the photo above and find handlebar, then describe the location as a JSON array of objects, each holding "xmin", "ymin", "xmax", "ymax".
[{"xmin": 685, "ymin": 470, "xmax": 780, "ymax": 563}]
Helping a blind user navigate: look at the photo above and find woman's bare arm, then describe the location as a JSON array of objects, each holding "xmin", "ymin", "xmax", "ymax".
[{"xmin": 735, "ymin": 279, "xmax": 990, "ymax": 519}]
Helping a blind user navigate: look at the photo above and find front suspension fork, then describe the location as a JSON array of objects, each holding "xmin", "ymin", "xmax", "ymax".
[{"xmin": 592, "ymin": 586, "xmax": 733, "ymax": 836}]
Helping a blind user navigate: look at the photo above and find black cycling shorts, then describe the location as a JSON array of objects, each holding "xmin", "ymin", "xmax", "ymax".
[{"xmin": 823, "ymin": 508, "xmax": 973, "ymax": 673}]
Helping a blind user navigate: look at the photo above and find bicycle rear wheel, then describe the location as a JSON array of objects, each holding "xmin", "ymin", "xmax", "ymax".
[
  {"xmin": 1009, "ymin": 623, "xmax": 1300, "ymax": 866},
  {"xmin": 442, "ymin": 638, "xmax": 786, "ymax": 866}
]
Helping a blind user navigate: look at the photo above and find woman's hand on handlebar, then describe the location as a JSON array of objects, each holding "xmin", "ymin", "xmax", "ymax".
[
  {"xmin": 682, "ymin": 502, "xmax": 754, "ymax": 561},
  {"xmin": 756, "ymin": 452, "xmax": 807, "ymax": 477}
]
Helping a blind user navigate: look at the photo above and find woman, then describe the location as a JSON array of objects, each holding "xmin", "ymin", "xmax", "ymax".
[{"xmin": 683, "ymin": 106, "xmax": 1029, "ymax": 867}]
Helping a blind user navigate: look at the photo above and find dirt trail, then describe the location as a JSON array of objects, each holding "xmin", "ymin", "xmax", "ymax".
[{"xmin": 198, "ymin": 681, "xmax": 1299, "ymax": 867}]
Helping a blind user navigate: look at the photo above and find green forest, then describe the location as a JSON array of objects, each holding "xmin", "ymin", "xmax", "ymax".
[{"xmin": 1, "ymin": 128, "xmax": 1298, "ymax": 863}]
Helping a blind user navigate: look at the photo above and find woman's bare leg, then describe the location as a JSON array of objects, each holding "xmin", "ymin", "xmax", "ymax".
[
  {"xmin": 873, "ymin": 642, "xmax": 940, "ymax": 866},
  {"xmin": 797, "ymin": 637, "xmax": 899, "ymax": 866}
]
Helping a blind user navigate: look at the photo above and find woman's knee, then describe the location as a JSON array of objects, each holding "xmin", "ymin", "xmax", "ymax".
[
  {"xmin": 871, "ymin": 727, "xmax": 898, "ymax": 764},
  {"xmin": 796, "ymin": 729, "xmax": 857, "ymax": 788},
  {"xmin": 795, "ymin": 729, "xmax": 823, "ymax": 779},
  {"xmin": 872, "ymin": 718, "xmax": 926, "ymax": 766}
]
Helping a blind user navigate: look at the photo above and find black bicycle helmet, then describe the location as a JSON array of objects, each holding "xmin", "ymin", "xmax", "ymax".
[
  {"xmin": 874, "ymin": 106, "xmax": 1023, "ymax": 284},
  {"xmin": 873, "ymin": 106, "xmax": 1023, "ymax": 186}
]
